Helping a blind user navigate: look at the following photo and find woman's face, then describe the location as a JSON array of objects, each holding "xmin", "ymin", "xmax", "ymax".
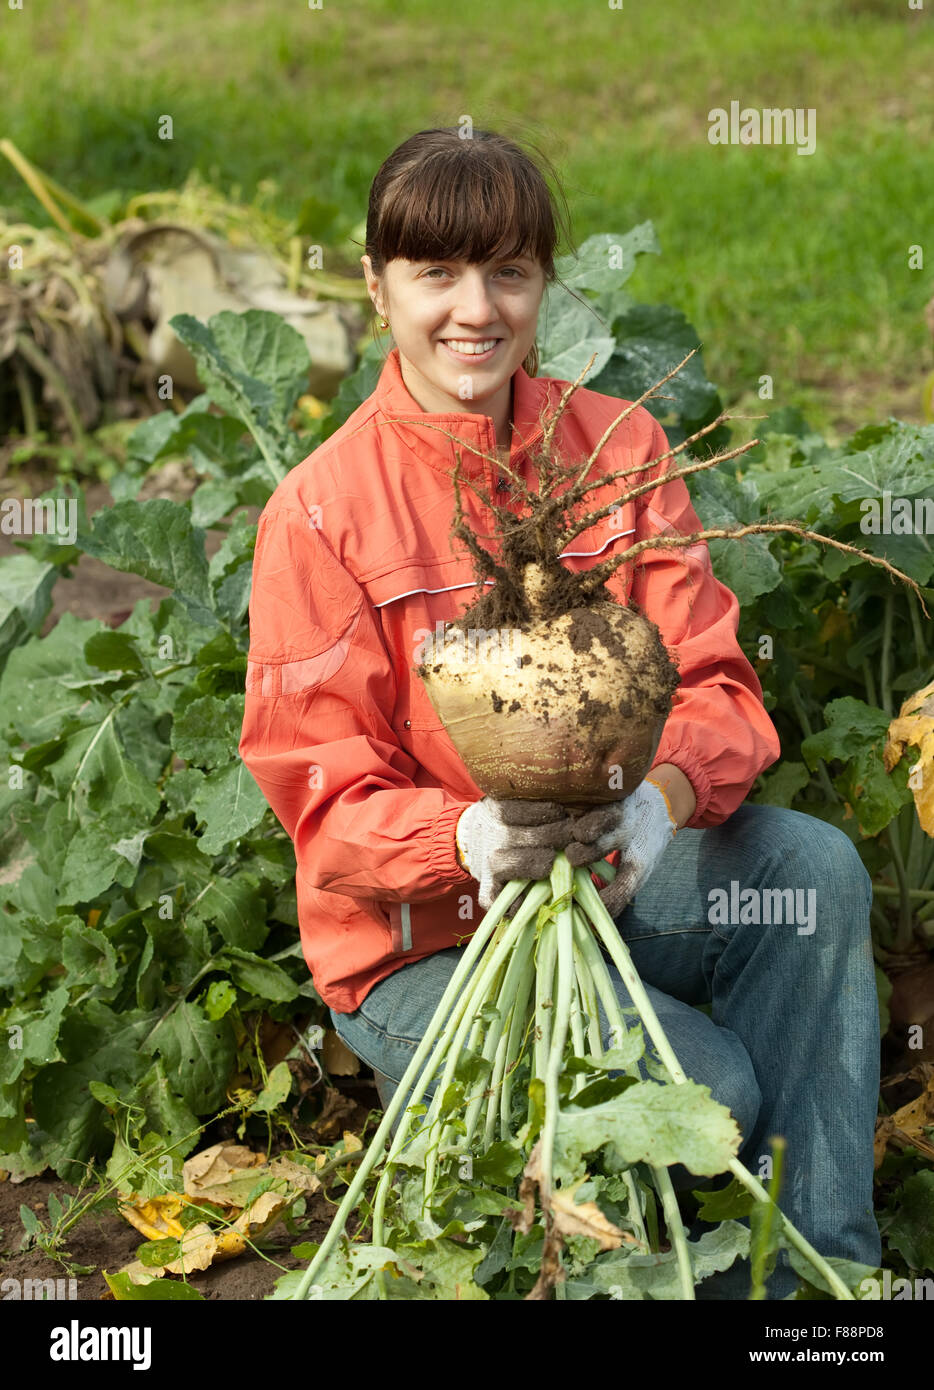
[{"xmin": 361, "ymin": 252, "xmax": 545, "ymax": 419}]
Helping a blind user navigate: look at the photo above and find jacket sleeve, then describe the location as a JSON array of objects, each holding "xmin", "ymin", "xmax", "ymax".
[
  {"xmin": 238, "ymin": 506, "xmax": 474, "ymax": 899},
  {"xmin": 629, "ymin": 416, "xmax": 781, "ymax": 827}
]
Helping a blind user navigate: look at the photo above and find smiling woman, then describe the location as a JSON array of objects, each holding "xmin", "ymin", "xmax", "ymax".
[
  {"xmin": 357, "ymin": 127, "xmax": 573, "ymax": 447},
  {"xmin": 239, "ymin": 125, "xmax": 885, "ymax": 1300}
]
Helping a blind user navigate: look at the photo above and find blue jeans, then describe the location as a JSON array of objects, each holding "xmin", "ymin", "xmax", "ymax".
[{"xmin": 331, "ymin": 803, "xmax": 881, "ymax": 1300}]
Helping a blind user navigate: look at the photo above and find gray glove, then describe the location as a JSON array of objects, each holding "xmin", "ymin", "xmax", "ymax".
[
  {"xmin": 562, "ymin": 780, "xmax": 678, "ymax": 918},
  {"xmin": 455, "ymin": 797, "xmax": 574, "ymax": 909}
]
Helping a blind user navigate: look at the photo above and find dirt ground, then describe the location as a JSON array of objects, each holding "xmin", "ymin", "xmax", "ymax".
[
  {"xmin": 0, "ymin": 1079, "xmax": 381, "ymax": 1301},
  {"xmin": 0, "ymin": 461, "xmax": 261, "ymax": 630}
]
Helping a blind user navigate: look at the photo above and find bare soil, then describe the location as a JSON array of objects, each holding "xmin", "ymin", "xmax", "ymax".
[{"xmin": 0, "ymin": 1080, "xmax": 381, "ymax": 1302}]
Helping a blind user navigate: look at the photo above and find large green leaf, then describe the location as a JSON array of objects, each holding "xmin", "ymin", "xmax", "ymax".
[
  {"xmin": 880, "ymin": 1170, "xmax": 934, "ymax": 1273},
  {"xmin": 0, "ymin": 553, "xmax": 56, "ymax": 674},
  {"xmin": 144, "ymin": 1001, "xmax": 236, "ymax": 1115},
  {"xmin": 192, "ymin": 756, "xmax": 270, "ymax": 853},
  {"xmin": 81, "ymin": 500, "xmax": 212, "ymax": 613},
  {"xmin": 554, "ymin": 226, "xmax": 661, "ymax": 296},
  {"xmin": 589, "ymin": 303, "xmax": 722, "ymax": 441},
  {"xmin": 554, "ymin": 1079, "xmax": 741, "ymax": 1183}
]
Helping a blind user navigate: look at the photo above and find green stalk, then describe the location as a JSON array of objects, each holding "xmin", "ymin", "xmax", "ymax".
[
  {"xmin": 464, "ymin": 917, "xmax": 536, "ymax": 1147},
  {"xmin": 537, "ymin": 854, "xmax": 576, "ymax": 1212},
  {"xmin": 573, "ymin": 868, "xmax": 854, "ymax": 1301},
  {"xmin": 880, "ymin": 593, "xmax": 895, "ymax": 717},
  {"xmin": 571, "ymin": 910, "xmax": 650, "ymax": 1253},
  {"xmin": 570, "ymin": 897, "xmax": 692, "ymax": 1294},
  {"xmin": 291, "ymin": 878, "xmax": 529, "ymax": 1299},
  {"xmin": 885, "ymin": 822, "xmax": 915, "ymax": 951},
  {"xmin": 749, "ymin": 1137, "xmax": 785, "ymax": 1300},
  {"xmin": 499, "ymin": 946, "xmax": 537, "ymax": 1137},
  {"xmin": 533, "ymin": 902, "xmax": 559, "ymax": 1094},
  {"xmin": 908, "ymin": 590, "xmax": 927, "ymax": 669},
  {"xmin": 420, "ymin": 883, "xmax": 552, "ymax": 1207}
]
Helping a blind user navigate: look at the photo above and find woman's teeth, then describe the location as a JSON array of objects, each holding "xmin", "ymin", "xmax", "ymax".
[{"xmin": 442, "ymin": 339, "xmax": 499, "ymax": 355}]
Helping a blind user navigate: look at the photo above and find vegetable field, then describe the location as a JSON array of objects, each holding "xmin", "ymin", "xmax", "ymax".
[{"xmin": 1, "ymin": 221, "xmax": 933, "ymax": 1306}]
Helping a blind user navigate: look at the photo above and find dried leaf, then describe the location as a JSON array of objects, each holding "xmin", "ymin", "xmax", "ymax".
[
  {"xmin": 874, "ymin": 1067, "xmax": 934, "ymax": 1168},
  {"xmin": 884, "ymin": 680, "xmax": 934, "ymax": 835},
  {"xmin": 322, "ymin": 1028, "xmax": 361, "ymax": 1076},
  {"xmin": 550, "ymin": 1182, "xmax": 628, "ymax": 1251}
]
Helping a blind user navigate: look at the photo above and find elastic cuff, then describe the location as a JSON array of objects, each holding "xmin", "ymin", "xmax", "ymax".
[
  {"xmin": 435, "ymin": 801, "xmax": 474, "ymax": 883},
  {"xmin": 645, "ymin": 777, "xmax": 679, "ymax": 832},
  {"xmin": 650, "ymin": 747, "xmax": 712, "ymax": 827}
]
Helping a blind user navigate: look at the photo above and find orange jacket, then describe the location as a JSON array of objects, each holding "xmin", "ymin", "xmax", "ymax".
[{"xmin": 239, "ymin": 347, "xmax": 781, "ymax": 1013}]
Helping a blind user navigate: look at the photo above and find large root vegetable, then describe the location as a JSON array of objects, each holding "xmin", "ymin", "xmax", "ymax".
[{"xmin": 418, "ymin": 563, "xmax": 679, "ymax": 805}]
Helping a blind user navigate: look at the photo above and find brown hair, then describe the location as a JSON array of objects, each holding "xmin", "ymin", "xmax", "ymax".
[{"xmin": 363, "ymin": 127, "xmax": 575, "ymax": 377}]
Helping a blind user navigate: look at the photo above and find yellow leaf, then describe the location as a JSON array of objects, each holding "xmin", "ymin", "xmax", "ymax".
[{"xmin": 884, "ymin": 679, "xmax": 934, "ymax": 836}]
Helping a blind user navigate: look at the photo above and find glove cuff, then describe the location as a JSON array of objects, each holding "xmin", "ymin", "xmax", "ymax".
[{"xmin": 645, "ymin": 777, "xmax": 679, "ymax": 834}]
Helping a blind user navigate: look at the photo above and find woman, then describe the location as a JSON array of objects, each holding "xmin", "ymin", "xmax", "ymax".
[{"xmin": 239, "ymin": 127, "xmax": 881, "ymax": 1299}]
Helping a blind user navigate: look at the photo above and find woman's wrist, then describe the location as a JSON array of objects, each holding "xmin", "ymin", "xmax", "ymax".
[{"xmin": 646, "ymin": 764, "xmax": 696, "ymax": 830}]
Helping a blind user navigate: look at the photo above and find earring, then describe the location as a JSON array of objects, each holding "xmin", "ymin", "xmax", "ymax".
[{"xmin": 379, "ymin": 315, "xmax": 389, "ymax": 330}]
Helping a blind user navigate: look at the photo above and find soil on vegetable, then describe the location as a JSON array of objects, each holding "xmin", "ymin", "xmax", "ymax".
[
  {"xmin": 0, "ymin": 1079, "xmax": 381, "ymax": 1302},
  {"xmin": 414, "ymin": 426, "xmax": 682, "ymax": 737}
]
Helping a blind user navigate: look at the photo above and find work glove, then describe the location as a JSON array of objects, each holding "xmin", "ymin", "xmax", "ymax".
[
  {"xmin": 562, "ymin": 779, "xmax": 679, "ymax": 920},
  {"xmin": 455, "ymin": 797, "xmax": 574, "ymax": 910}
]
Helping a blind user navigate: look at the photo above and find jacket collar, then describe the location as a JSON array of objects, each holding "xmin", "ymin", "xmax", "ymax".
[{"xmin": 370, "ymin": 347, "xmax": 552, "ymax": 478}]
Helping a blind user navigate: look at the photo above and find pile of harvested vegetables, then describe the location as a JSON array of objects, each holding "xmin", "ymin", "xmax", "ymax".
[{"xmin": 284, "ymin": 354, "xmax": 925, "ymax": 1302}]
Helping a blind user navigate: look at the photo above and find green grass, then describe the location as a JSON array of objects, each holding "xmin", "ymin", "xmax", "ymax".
[{"xmin": 1, "ymin": 0, "xmax": 932, "ymax": 441}]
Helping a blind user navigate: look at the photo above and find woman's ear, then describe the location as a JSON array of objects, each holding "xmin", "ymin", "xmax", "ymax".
[{"xmin": 360, "ymin": 254, "xmax": 380, "ymax": 311}]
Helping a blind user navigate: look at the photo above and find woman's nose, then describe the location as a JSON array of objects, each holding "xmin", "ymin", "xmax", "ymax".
[{"xmin": 452, "ymin": 273, "xmax": 497, "ymax": 324}]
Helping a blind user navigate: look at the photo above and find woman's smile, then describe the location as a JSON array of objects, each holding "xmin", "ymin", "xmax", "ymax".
[{"xmin": 438, "ymin": 337, "xmax": 503, "ymax": 363}]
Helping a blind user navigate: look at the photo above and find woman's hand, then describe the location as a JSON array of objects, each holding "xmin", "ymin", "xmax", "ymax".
[
  {"xmin": 562, "ymin": 779, "xmax": 681, "ymax": 919},
  {"xmin": 456, "ymin": 797, "xmax": 573, "ymax": 909}
]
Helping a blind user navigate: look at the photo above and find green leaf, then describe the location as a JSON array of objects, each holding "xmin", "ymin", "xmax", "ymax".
[
  {"xmin": 252, "ymin": 1061, "xmax": 292, "ymax": 1113},
  {"xmin": 104, "ymin": 1271, "xmax": 205, "ymax": 1300},
  {"xmin": 885, "ymin": 1170, "xmax": 934, "ymax": 1272},
  {"xmin": 191, "ymin": 480, "xmax": 240, "ymax": 528},
  {"xmin": 554, "ymin": 226, "xmax": 660, "ymax": 295},
  {"xmin": 537, "ymin": 281, "xmax": 615, "ymax": 386},
  {"xmin": 0, "ymin": 613, "xmax": 108, "ymax": 742},
  {"xmin": 554, "ymin": 1079, "xmax": 741, "ymax": 1183},
  {"xmin": 83, "ymin": 630, "xmax": 145, "ymax": 674},
  {"xmin": 135, "ymin": 1059, "xmax": 201, "ymax": 1157},
  {"xmin": 589, "ymin": 303, "xmax": 722, "ymax": 441},
  {"xmin": 59, "ymin": 819, "xmax": 146, "ymax": 904},
  {"xmin": 469, "ymin": 1140, "xmax": 526, "ymax": 1187},
  {"xmin": 753, "ymin": 761, "xmax": 811, "ymax": 808},
  {"xmin": 137, "ymin": 1237, "xmax": 183, "ymax": 1268},
  {"xmin": 170, "ymin": 309, "xmax": 310, "ymax": 484},
  {"xmin": 81, "ymin": 499, "xmax": 212, "ymax": 613},
  {"xmin": 192, "ymin": 757, "xmax": 270, "ymax": 854},
  {"xmin": 172, "ymin": 694, "xmax": 245, "ymax": 770},
  {"xmin": 217, "ymin": 947, "xmax": 299, "ymax": 1003},
  {"xmin": 144, "ymin": 1002, "xmax": 237, "ymax": 1114},
  {"xmin": 0, "ymin": 553, "xmax": 56, "ymax": 674},
  {"xmin": 203, "ymin": 979, "xmax": 237, "ymax": 1021},
  {"xmin": 693, "ymin": 1174, "xmax": 757, "ymax": 1222},
  {"xmin": 32, "ymin": 1001, "xmax": 156, "ymax": 1180},
  {"xmin": 787, "ymin": 1250, "xmax": 882, "ymax": 1299},
  {"xmin": 690, "ymin": 469, "xmax": 783, "ymax": 606},
  {"xmin": 800, "ymin": 697, "xmax": 890, "ymax": 769},
  {"xmin": 62, "ymin": 920, "xmax": 119, "ymax": 988}
]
